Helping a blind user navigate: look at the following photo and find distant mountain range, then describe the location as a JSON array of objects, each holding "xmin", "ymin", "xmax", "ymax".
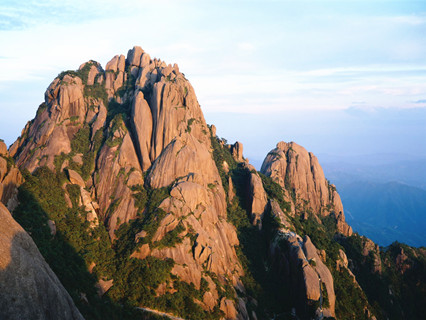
[
  {"xmin": 321, "ymin": 156, "xmax": 426, "ymax": 247},
  {"xmin": 339, "ymin": 181, "xmax": 426, "ymax": 247}
]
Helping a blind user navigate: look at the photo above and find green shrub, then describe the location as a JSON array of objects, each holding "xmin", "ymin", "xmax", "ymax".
[
  {"xmin": 153, "ymin": 223, "xmax": 185, "ymax": 249},
  {"xmin": 66, "ymin": 184, "xmax": 81, "ymax": 208},
  {"xmin": 210, "ymin": 134, "xmax": 236, "ymax": 194},
  {"xmin": 71, "ymin": 125, "xmax": 90, "ymax": 154},
  {"xmin": 36, "ymin": 102, "xmax": 47, "ymax": 117},
  {"xmin": 84, "ymin": 83, "xmax": 108, "ymax": 106},
  {"xmin": 258, "ymin": 172, "xmax": 291, "ymax": 213},
  {"xmin": 13, "ymin": 166, "xmax": 120, "ymax": 317}
]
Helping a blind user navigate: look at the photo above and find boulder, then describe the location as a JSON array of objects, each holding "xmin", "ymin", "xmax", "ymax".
[
  {"xmin": 0, "ymin": 141, "xmax": 7, "ymax": 156},
  {"xmin": 127, "ymin": 46, "xmax": 144, "ymax": 66},
  {"xmin": 67, "ymin": 169, "xmax": 85, "ymax": 187},
  {"xmin": 231, "ymin": 141, "xmax": 244, "ymax": 162}
]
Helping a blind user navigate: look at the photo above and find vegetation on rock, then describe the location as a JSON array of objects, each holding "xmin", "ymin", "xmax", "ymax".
[{"xmin": 3, "ymin": 47, "xmax": 424, "ymax": 320}]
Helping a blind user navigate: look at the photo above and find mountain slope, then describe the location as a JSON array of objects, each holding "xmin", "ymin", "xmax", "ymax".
[
  {"xmin": 0, "ymin": 143, "xmax": 84, "ymax": 320},
  {"xmin": 0, "ymin": 46, "xmax": 424, "ymax": 320},
  {"xmin": 8, "ymin": 46, "xmax": 245, "ymax": 319}
]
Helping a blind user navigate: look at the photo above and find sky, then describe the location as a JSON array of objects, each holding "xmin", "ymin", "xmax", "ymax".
[{"xmin": 0, "ymin": 0, "xmax": 425, "ymax": 168}]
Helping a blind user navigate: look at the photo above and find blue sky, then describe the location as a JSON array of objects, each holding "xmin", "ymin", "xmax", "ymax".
[{"xmin": 0, "ymin": 0, "xmax": 425, "ymax": 167}]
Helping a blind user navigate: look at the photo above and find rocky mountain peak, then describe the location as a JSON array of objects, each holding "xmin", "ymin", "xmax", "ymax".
[
  {"xmin": 3, "ymin": 45, "xmax": 422, "ymax": 320},
  {"xmin": 7, "ymin": 47, "xmax": 243, "ymax": 318},
  {"xmin": 261, "ymin": 140, "xmax": 352, "ymax": 236}
]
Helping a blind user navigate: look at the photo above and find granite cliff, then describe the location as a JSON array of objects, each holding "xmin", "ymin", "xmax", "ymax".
[{"xmin": 0, "ymin": 46, "xmax": 424, "ymax": 320}]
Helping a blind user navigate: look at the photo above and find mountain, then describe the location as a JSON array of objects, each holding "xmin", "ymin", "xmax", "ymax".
[
  {"xmin": 320, "ymin": 155, "xmax": 426, "ymax": 191},
  {"xmin": 320, "ymin": 156, "xmax": 426, "ymax": 247},
  {"xmin": 0, "ymin": 46, "xmax": 424, "ymax": 320},
  {"xmin": 339, "ymin": 181, "xmax": 426, "ymax": 247}
]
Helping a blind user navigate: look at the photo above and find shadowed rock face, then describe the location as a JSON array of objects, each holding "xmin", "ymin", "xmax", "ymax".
[
  {"xmin": 269, "ymin": 200, "xmax": 336, "ymax": 318},
  {"xmin": 0, "ymin": 203, "xmax": 83, "ymax": 320},
  {"xmin": 0, "ymin": 147, "xmax": 23, "ymax": 212},
  {"xmin": 261, "ymin": 141, "xmax": 352, "ymax": 236}
]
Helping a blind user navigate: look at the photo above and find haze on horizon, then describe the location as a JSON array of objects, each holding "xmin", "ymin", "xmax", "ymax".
[{"xmin": 1, "ymin": 0, "xmax": 425, "ymax": 168}]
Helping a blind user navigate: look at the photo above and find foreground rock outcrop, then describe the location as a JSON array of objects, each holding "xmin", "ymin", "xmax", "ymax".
[{"xmin": 0, "ymin": 202, "xmax": 84, "ymax": 320}]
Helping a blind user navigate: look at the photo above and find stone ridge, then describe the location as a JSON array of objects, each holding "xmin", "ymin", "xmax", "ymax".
[
  {"xmin": 1, "ymin": 45, "xmax": 394, "ymax": 320},
  {"xmin": 7, "ymin": 46, "xmax": 245, "ymax": 318},
  {"xmin": 261, "ymin": 141, "xmax": 352, "ymax": 236}
]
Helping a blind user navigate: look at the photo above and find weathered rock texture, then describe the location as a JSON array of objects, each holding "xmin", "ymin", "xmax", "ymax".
[
  {"xmin": 0, "ymin": 140, "xmax": 7, "ymax": 155},
  {"xmin": 0, "ymin": 202, "xmax": 84, "ymax": 320},
  {"xmin": 269, "ymin": 200, "xmax": 336, "ymax": 318},
  {"xmin": 261, "ymin": 141, "xmax": 352, "ymax": 236},
  {"xmin": 146, "ymin": 133, "xmax": 243, "ymax": 287},
  {"xmin": 248, "ymin": 171, "xmax": 268, "ymax": 227},
  {"xmin": 9, "ymin": 46, "xmax": 244, "ymax": 318},
  {"xmin": 0, "ymin": 149, "xmax": 23, "ymax": 211},
  {"xmin": 360, "ymin": 236, "xmax": 382, "ymax": 274},
  {"xmin": 230, "ymin": 141, "xmax": 244, "ymax": 162},
  {"xmin": 3, "ymin": 45, "xmax": 416, "ymax": 320}
]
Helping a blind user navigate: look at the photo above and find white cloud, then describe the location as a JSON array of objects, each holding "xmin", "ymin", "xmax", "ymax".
[
  {"xmin": 237, "ymin": 42, "xmax": 255, "ymax": 52},
  {"xmin": 379, "ymin": 15, "xmax": 426, "ymax": 26}
]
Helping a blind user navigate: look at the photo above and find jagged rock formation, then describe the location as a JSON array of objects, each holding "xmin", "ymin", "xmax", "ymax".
[
  {"xmin": 359, "ymin": 237, "xmax": 382, "ymax": 274},
  {"xmin": 269, "ymin": 199, "xmax": 336, "ymax": 318},
  {"xmin": 9, "ymin": 46, "xmax": 245, "ymax": 319},
  {"xmin": 248, "ymin": 170, "xmax": 268, "ymax": 227},
  {"xmin": 0, "ymin": 142, "xmax": 23, "ymax": 211},
  {"xmin": 144, "ymin": 132, "xmax": 244, "ymax": 314},
  {"xmin": 230, "ymin": 141, "xmax": 244, "ymax": 162},
  {"xmin": 261, "ymin": 141, "xmax": 352, "ymax": 236},
  {"xmin": 4, "ymin": 46, "xmax": 424, "ymax": 320},
  {"xmin": 1, "ymin": 144, "xmax": 83, "ymax": 320}
]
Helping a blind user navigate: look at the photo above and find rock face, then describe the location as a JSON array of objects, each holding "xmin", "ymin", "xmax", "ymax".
[
  {"xmin": 9, "ymin": 46, "xmax": 244, "ymax": 318},
  {"xmin": 6, "ymin": 45, "xmax": 398, "ymax": 320},
  {"xmin": 145, "ymin": 134, "xmax": 244, "ymax": 316},
  {"xmin": 230, "ymin": 141, "xmax": 244, "ymax": 162},
  {"xmin": 0, "ymin": 149, "xmax": 23, "ymax": 211},
  {"xmin": 360, "ymin": 236, "xmax": 382, "ymax": 274},
  {"xmin": 0, "ymin": 202, "xmax": 84, "ymax": 320},
  {"xmin": 10, "ymin": 46, "xmax": 211, "ymax": 239},
  {"xmin": 248, "ymin": 171, "xmax": 268, "ymax": 227},
  {"xmin": 0, "ymin": 140, "xmax": 7, "ymax": 155},
  {"xmin": 269, "ymin": 201, "xmax": 336, "ymax": 318},
  {"xmin": 261, "ymin": 141, "xmax": 352, "ymax": 236}
]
